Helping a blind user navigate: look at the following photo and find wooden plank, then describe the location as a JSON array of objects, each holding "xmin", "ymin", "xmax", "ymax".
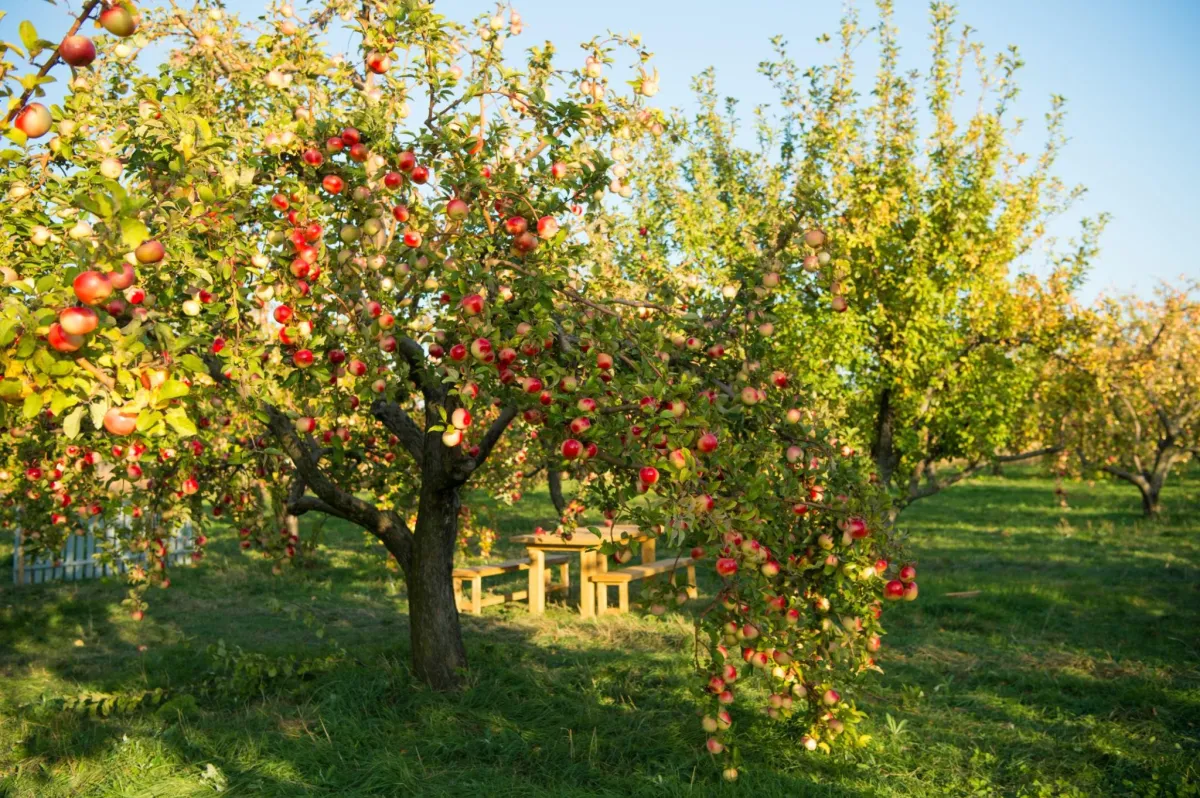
[
  {"xmin": 453, "ymin": 557, "xmax": 532, "ymax": 578},
  {"xmin": 591, "ymin": 557, "xmax": 701, "ymax": 583}
]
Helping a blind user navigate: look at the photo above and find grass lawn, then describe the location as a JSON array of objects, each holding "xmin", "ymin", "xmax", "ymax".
[{"xmin": 1, "ymin": 468, "xmax": 1198, "ymax": 797}]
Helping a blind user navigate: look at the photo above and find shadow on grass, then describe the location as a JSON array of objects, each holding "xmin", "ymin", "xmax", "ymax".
[{"xmin": 3, "ymin": 470, "xmax": 1199, "ymax": 796}]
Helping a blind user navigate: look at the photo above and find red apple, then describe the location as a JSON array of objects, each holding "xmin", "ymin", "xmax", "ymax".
[
  {"xmin": 410, "ymin": 165, "xmax": 429, "ymax": 184},
  {"xmin": 447, "ymin": 198, "xmax": 469, "ymax": 219},
  {"xmin": 14, "ymin": 103, "xmax": 52, "ymax": 139},
  {"xmin": 59, "ymin": 306, "xmax": 98, "ymax": 336},
  {"xmin": 397, "ymin": 151, "xmax": 416, "ymax": 172},
  {"xmin": 59, "ymin": 35, "xmax": 96, "ymax": 67},
  {"xmin": 461, "ymin": 294, "xmax": 484, "ymax": 315},
  {"xmin": 103, "ymin": 407, "xmax": 138, "ymax": 436},
  {"xmin": 846, "ymin": 516, "xmax": 870, "ymax": 539},
  {"xmin": 561, "ymin": 438, "xmax": 582, "ymax": 459},
  {"xmin": 366, "ymin": 52, "xmax": 391, "ymax": 74},
  {"xmin": 47, "ymin": 323, "xmax": 84, "ymax": 352},
  {"xmin": 293, "ymin": 349, "xmax": 314, "ymax": 367},
  {"xmin": 108, "ymin": 263, "xmax": 136, "ymax": 289},
  {"xmin": 135, "ymin": 239, "xmax": 165, "ymax": 264},
  {"xmin": 716, "ymin": 557, "xmax": 738, "ymax": 576},
  {"xmin": 899, "ymin": 564, "xmax": 917, "ymax": 583},
  {"xmin": 697, "ymin": 432, "xmax": 719, "ymax": 453},
  {"xmin": 99, "ymin": 6, "xmax": 137, "ymax": 37},
  {"xmin": 73, "ymin": 271, "xmax": 113, "ymax": 305},
  {"xmin": 322, "ymin": 174, "xmax": 344, "ymax": 194},
  {"xmin": 884, "ymin": 580, "xmax": 905, "ymax": 601}
]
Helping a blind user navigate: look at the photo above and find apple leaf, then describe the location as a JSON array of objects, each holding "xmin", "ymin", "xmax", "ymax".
[
  {"xmin": 120, "ymin": 217, "xmax": 150, "ymax": 248},
  {"xmin": 62, "ymin": 406, "xmax": 84, "ymax": 439},
  {"xmin": 165, "ymin": 406, "xmax": 197, "ymax": 437},
  {"xmin": 90, "ymin": 398, "xmax": 109, "ymax": 431},
  {"xmin": 179, "ymin": 354, "xmax": 208, "ymax": 374},
  {"xmin": 18, "ymin": 20, "xmax": 37, "ymax": 52},
  {"xmin": 22, "ymin": 391, "xmax": 43, "ymax": 419},
  {"xmin": 157, "ymin": 379, "xmax": 190, "ymax": 401}
]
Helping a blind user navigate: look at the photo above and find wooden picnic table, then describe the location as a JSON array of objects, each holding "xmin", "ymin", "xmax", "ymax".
[{"xmin": 509, "ymin": 525, "xmax": 655, "ymax": 617}]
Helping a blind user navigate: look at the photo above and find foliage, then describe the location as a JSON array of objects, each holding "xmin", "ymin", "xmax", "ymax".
[
  {"xmin": 0, "ymin": 0, "xmax": 911, "ymax": 773},
  {"xmin": 632, "ymin": 1, "xmax": 1101, "ymax": 508},
  {"xmin": 1055, "ymin": 281, "xmax": 1200, "ymax": 515}
]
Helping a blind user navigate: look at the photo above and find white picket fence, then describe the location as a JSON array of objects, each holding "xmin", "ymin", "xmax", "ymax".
[{"xmin": 11, "ymin": 516, "xmax": 194, "ymax": 586}]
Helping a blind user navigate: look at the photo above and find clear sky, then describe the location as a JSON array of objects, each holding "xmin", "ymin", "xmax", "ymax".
[{"xmin": 6, "ymin": 1, "xmax": 1198, "ymax": 299}]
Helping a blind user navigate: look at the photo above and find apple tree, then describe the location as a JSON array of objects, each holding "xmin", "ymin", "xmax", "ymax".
[
  {"xmin": 1054, "ymin": 282, "xmax": 1200, "ymax": 516},
  {"xmin": 0, "ymin": 0, "xmax": 914, "ymax": 775},
  {"xmin": 630, "ymin": 1, "xmax": 1100, "ymax": 510}
]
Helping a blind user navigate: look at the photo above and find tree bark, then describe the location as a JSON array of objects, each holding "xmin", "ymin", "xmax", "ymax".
[
  {"xmin": 406, "ymin": 479, "xmax": 468, "ymax": 689},
  {"xmin": 1140, "ymin": 485, "xmax": 1161, "ymax": 517},
  {"xmin": 548, "ymin": 467, "xmax": 566, "ymax": 516},
  {"xmin": 870, "ymin": 387, "xmax": 899, "ymax": 487}
]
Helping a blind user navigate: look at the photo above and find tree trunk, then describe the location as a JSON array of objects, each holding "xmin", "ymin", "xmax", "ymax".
[
  {"xmin": 870, "ymin": 387, "xmax": 899, "ymax": 488},
  {"xmin": 407, "ymin": 481, "xmax": 468, "ymax": 689},
  {"xmin": 1140, "ymin": 486, "xmax": 1161, "ymax": 517},
  {"xmin": 548, "ymin": 467, "xmax": 566, "ymax": 517}
]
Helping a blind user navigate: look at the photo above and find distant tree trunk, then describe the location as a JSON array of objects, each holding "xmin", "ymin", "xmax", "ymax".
[
  {"xmin": 407, "ymin": 480, "xmax": 467, "ymax": 690},
  {"xmin": 870, "ymin": 387, "xmax": 899, "ymax": 487},
  {"xmin": 548, "ymin": 467, "xmax": 566, "ymax": 517},
  {"xmin": 1140, "ymin": 486, "xmax": 1161, "ymax": 517}
]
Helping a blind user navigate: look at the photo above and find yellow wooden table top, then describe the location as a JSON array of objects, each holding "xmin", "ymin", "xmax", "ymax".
[{"xmin": 510, "ymin": 525, "xmax": 645, "ymax": 548}]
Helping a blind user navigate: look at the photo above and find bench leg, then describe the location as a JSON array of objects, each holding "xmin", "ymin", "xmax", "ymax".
[
  {"xmin": 618, "ymin": 583, "xmax": 629, "ymax": 614},
  {"xmin": 559, "ymin": 562, "xmax": 570, "ymax": 590},
  {"xmin": 470, "ymin": 576, "xmax": 483, "ymax": 615},
  {"xmin": 686, "ymin": 564, "xmax": 698, "ymax": 598},
  {"xmin": 454, "ymin": 579, "xmax": 466, "ymax": 613}
]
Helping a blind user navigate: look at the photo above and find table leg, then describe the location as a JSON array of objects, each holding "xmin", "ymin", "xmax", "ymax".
[
  {"xmin": 579, "ymin": 550, "xmax": 596, "ymax": 618},
  {"xmin": 595, "ymin": 553, "xmax": 609, "ymax": 615},
  {"xmin": 641, "ymin": 537, "xmax": 656, "ymax": 565},
  {"xmin": 527, "ymin": 548, "xmax": 546, "ymax": 614}
]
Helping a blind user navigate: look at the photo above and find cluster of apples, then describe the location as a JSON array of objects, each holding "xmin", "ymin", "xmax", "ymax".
[
  {"xmin": 10, "ymin": 4, "xmax": 137, "ymax": 140},
  {"xmin": 48, "ymin": 240, "xmax": 160, "ymax": 355}
]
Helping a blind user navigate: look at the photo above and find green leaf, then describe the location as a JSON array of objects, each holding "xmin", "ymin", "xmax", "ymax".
[
  {"xmin": 165, "ymin": 406, "xmax": 197, "ymax": 436},
  {"xmin": 62, "ymin": 406, "xmax": 84, "ymax": 439},
  {"xmin": 18, "ymin": 20, "xmax": 38, "ymax": 52},
  {"xmin": 90, "ymin": 398, "xmax": 109, "ymax": 430},
  {"xmin": 179, "ymin": 354, "xmax": 208, "ymax": 374},
  {"xmin": 120, "ymin": 217, "xmax": 149, "ymax": 248},
  {"xmin": 157, "ymin": 379, "xmax": 189, "ymax": 401},
  {"xmin": 22, "ymin": 391, "xmax": 43, "ymax": 419}
]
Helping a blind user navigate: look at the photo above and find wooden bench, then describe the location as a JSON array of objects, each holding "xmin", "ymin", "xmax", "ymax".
[
  {"xmin": 454, "ymin": 554, "xmax": 571, "ymax": 614},
  {"xmin": 590, "ymin": 556, "xmax": 701, "ymax": 615}
]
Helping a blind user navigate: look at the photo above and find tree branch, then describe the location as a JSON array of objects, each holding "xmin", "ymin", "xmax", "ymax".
[
  {"xmin": 370, "ymin": 399, "xmax": 425, "ymax": 463},
  {"xmin": 447, "ymin": 405, "xmax": 518, "ymax": 484},
  {"xmin": 264, "ymin": 403, "xmax": 412, "ymax": 567}
]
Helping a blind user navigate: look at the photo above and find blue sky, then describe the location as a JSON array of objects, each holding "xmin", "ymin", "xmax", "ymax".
[{"xmin": 6, "ymin": 1, "xmax": 1198, "ymax": 299}]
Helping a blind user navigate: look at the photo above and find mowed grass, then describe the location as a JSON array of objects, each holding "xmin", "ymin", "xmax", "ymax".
[{"xmin": 1, "ymin": 468, "xmax": 1198, "ymax": 797}]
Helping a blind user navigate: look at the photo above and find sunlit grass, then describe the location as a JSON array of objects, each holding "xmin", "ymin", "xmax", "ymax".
[{"xmin": 1, "ymin": 467, "xmax": 1198, "ymax": 796}]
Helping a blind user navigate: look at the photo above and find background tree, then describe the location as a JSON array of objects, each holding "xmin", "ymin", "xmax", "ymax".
[
  {"xmin": 632, "ymin": 0, "xmax": 1100, "ymax": 510},
  {"xmin": 1056, "ymin": 282, "xmax": 1200, "ymax": 516},
  {"xmin": 0, "ymin": 0, "xmax": 914, "ymax": 774}
]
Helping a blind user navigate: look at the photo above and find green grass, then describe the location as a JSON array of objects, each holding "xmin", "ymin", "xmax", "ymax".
[{"xmin": 2, "ymin": 469, "xmax": 1198, "ymax": 797}]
